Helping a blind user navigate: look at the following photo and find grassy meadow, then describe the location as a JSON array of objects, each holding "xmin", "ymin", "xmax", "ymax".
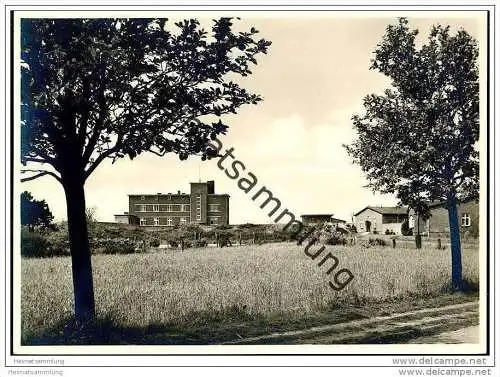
[{"xmin": 21, "ymin": 242, "xmax": 480, "ymax": 344}]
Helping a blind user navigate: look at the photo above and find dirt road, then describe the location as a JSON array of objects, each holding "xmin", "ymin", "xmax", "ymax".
[
  {"xmin": 407, "ymin": 325, "xmax": 479, "ymax": 344},
  {"xmin": 221, "ymin": 301, "xmax": 479, "ymax": 345}
]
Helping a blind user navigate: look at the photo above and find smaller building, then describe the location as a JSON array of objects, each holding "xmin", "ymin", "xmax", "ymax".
[
  {"xmin": 114, "ymin": 212, "xmax": 139, "ymax": 225},
  {"xmin": 409, "ymin": 197, "xmax": 479, "ymax": 237},
  {"xmin": 353, "ymin": 206, "xmax": 408, "ymax": 234},
  {"xmin": 300, "ymin": 214, "xmax": 346, "ymax": 226},
  {"xmin": 330, "ymin": 217, "xmax": 347, "ymax": 225}
]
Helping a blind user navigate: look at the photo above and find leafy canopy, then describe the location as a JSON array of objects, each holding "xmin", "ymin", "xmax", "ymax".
[
  {"xmin": 20, "ymin": 191, "xmax": 54, "ymax": 229},
  {"xmin": 21, "ymin": 18, "xmax": 271, "ymax": 183},
  {"xmin": 345, "ymin": 18, "xmax": 479, "ymax": 214}
]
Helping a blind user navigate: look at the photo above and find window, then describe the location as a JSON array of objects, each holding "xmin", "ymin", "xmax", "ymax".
[
  {"xmin": 183, "ymin": 204, "xmax": 190, "ymax": 212},
  {"xmin": 208, "ymin": 204, "xmax": 219, "ymax": 212},
  {"xmin": 140, "ymin": 196, "xmax": 145, "ymax": 201},
  {"xmin": 180, "ymin": 217, "xmax": 187, "ymax": 225},
  {"xmin": 153, "ymin": 217, "xmax": 159, "ymax": 226},
  {"xmin": 140, "ymin": 218, "xmax": 146, "ymax": 226},
  {"xmin": 167, "ymin": 218, "xmax": 173, "ymax": 226},
  {"xmin": 196, "ymin": 194, "xmax": 202, "ymax": 220},
  {"xmin": 136, "ymin": 204, "xmax": 146, "ymax": 212},
  {"xmin": 153, "ymin": 205, "xmax": 159, "ymax": 212},
  {"xmin": 461, "ymin": 213, "xmax": 471, "ymax": 227}
]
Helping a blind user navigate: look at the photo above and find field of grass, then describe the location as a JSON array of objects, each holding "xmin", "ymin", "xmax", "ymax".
[{"xmin": 21, "ymin": 242, "xmax": 479, "ymax": 344}]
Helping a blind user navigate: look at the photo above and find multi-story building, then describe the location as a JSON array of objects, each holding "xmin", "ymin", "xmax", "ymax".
[{"xmin": 115, "ymin": 180, "xmax": 229, "ymax": 227}]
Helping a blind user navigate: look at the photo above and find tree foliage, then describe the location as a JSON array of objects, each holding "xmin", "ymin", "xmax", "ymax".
[
  {"xmin": 20, "ymin": 17, "xmax": 271, "ymax": 321},
  {"xmin": 345, "ymin": 18, "xmax": 479, "ymax": 289},
  {"xmin": 20, "ymin": 191, "xmax": 54, "ymax": 230},
  {"xmin": 21, "ymin": 18, "xmax": 271, "ymax": 182},
  {"xmin": 345, "ymin": 18, "xmax": 479, "ymax": 216}
]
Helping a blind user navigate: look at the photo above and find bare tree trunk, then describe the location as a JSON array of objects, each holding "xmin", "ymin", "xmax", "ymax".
[
  {"xmin": 415, "ymin": 213, "xmax": 422, "ymax": 249},
  {"xmin": 62, "ymin": 174, "xmax": 96, "ymax": 323},
  {"xmin": 447, "ymin": 191, "xmax": 463, "ymax": 290}
]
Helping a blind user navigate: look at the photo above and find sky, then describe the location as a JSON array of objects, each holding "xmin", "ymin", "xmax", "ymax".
[{"xmin": 19, "ymin": 12, "xmax": 484, "ymax": 225}]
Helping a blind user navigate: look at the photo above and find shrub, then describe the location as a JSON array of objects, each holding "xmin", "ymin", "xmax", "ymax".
[
  {"xmin": 44, "ymin": 230, "xmax": 71, "ymax": 257},
  {"xmin": 401, "ymin": 220, "xmax": 412, "ymax": 236},
  {"xmin": 215, "ymin": 224, "xmax": 232, "ymax": 230},
  {"xmin": 345, "ymin": 224, "xmax": 357, "ymax": 233},
  {"xmin": 47, "ymin": 239, "xmax": 71, "ymax": 257},
  {"xmin": 21, "ymin": 228, "xmax": 71, "ymax": 258},
  {"xmin": 368, "ymin": 238, "xmax": 387, "ymax": 247},
  {"xmin": 21, "ymin": 229, "xmax": 51, "ymax": 258},
  {"xmin": 238, "ymin": 223, "xmax": 258, "ymax": 229},
  {"xmin": 192, "ymin": 239, "xmax": 208, "ymax": 248},
  {"xmin": 385, "ymin": 229, "xmax": 396, "ymax": 235},
  {"xmin": 168, "ymin": 240, "xmax": 179, "ymax": 248},
  {"xmin": 149, "ymin": 238, "xmax": 160, "ymax": 248},
  {"xmin": 323, "ymin": 232, "xmax": 348, "ymax": 245},
  {"xmin": 101, "ymin": 239, "xmax": 135, "ymax": 254}
]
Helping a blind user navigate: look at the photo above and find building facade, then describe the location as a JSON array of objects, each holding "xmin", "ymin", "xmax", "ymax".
[
  {"xmin": 408, "ymin": 198, "xmax": 479, "ymax": 237},
  {"xmin": 353, "ymin": 206, "xmax": 408, "ymax": 234},
  {"xmin": 117, "ymin": 180, "xmax": 229, "ymax": 227}
]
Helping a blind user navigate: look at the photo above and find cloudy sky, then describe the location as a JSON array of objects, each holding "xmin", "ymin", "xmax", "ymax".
[{"xmin": 20, "ymin": 11, "xmax": 484, "ymax": 224}]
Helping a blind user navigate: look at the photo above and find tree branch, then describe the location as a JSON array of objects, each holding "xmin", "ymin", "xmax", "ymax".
[
  {"xmin": 21, "ymin": 169, "xmax": 62, "ymax": 184},
  {"xmin": 31, "ymin": 146, "xmax": 58, "ymax": 167},
  {"xmin": 23, "ymin": 157, "xmax": 48, "ymax": 164},
  {"xmin": 82, "ymin": 80, "xmax": 107, "ymax": 164},
  {"xmin": 83, "ymin": 134, "xmax": 124, "ymax": 181},
  {"xmin": 77, "ymin": 78, "xmax": 91, "ymax": 155}
]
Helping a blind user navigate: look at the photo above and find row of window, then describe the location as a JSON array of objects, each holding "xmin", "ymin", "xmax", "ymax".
[
  {"xmin": 135, "ymin": 204, "xmax": 190, "ymax": 212},
  {"xmin": 139, "ymin": 195, "xmax": 187, "ymax": 201},
  {"xmin": 195, "ymin": 194, "xmax": 202, "ymax": 221},
  {"xmin": 208, "ymin": 204, "xmax": 220, "ymax": 212},
  {"xmin": 138, "ymin": 216, "xmax": 222, "ymax": 226},
  {"xmin": 139, "ymin": 217, "xmax": 189, "ymax": 226},
  {"xmin": 135, "ymin": 203, "xmax": 221, "ymax": 213}
]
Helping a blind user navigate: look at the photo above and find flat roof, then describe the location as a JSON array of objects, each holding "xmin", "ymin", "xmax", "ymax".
[
  {"xmin": 128, "ymin": 193, "xmax": 230, "ymax": 197},
  {"xmin": 128, "ymin": 193, "xmax": 190, "ymax": 196},
  {"xmin": 301, "ymin": 214, "xmax": 334, "ymax": 217}
]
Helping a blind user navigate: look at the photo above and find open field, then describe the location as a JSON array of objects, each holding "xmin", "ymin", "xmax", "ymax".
[{"xmin": 21, "ymin": 242, "xmax": 479, "ymax": 344}]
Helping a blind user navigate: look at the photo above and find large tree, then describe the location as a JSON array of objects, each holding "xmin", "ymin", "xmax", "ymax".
[
  {"xmin": 21, "ymin": 18, "xmax": 271, "ymax": 321},
  {"xmin": 345, "ymin": 18, "xmax": 479, "ymax": 290},
  {"xmin": 20, "ymin": 191, "xmax": 54, "ymax": 231}
]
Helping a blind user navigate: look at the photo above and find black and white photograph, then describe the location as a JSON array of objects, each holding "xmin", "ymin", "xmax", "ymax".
[{"xmin": 1, "ymin": 2, "xmax": 498, "ymax": 376}]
